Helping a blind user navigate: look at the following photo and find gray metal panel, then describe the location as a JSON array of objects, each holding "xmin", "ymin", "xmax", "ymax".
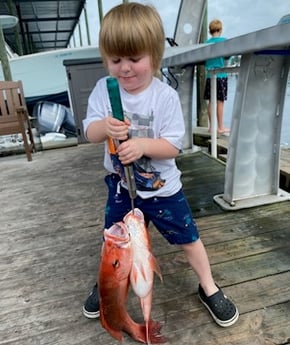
[
  {"xmin": 64, "ymin": 59, "xmax": 107, "ymax": 144},
  {"xmin": 63, "ymin": 58, "xmax": 103, "ymax": 66},
  {"xmin": 223, "ymin": 52, "xmax": 290, "ymax": 204},
  {"xmin": 169, "ymin": 0, "xmax": 206, "ymax": 149},
  {"xmin": 169, "ymin": 65, "xmax": 194, "ymax": 149},
  {"xmin": 174, "ymin": 0, "xmax": 206, "ymax": 46}
]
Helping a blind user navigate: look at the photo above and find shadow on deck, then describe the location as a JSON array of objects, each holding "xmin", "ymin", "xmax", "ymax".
[{"xmin": 0, "ymin": 144, "xmax": 289, "ymax": 345}]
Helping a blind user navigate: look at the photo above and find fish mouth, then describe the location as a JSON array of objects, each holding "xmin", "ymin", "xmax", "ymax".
[
  {"xmin": 124, "ymin": 208, "xmax": 144, "ymax": 221},
  {"xmin": 104, "ymin": 222, "xmax": 130, "ymax": 246}
]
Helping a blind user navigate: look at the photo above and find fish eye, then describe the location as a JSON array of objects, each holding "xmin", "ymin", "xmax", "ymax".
[{"xmin": 112, "ymin": 259, "xmax": 120, "ymax": 268}]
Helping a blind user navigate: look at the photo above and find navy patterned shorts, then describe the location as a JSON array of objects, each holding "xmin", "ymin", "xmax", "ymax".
[
  {"xmin": 103, "ymin": 174, "xmax": 199, "ymax": 245},
  {"xmin": 204, "ymin": 77, "xmax": 228, "ymax": 101}
]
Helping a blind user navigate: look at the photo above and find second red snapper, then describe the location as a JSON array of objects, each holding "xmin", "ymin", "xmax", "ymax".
[{"xmin": 124, "ymin": 208, "xmax": 163, "ymax": 344}]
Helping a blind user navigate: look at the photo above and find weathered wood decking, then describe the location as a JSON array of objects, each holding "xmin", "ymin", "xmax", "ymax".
[{"xmin": 1, "ymin": 144, "xmax": 290, "ymax": 345}]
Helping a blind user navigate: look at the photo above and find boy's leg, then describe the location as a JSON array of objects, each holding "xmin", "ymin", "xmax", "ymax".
[
  {"xmin": 207, "ymin": 101, "xmax": 211, "ymax": 131},
  {"xmin": 217, "ymin": 100, "xmax": 230, "ymax": 133},
  {"xmin": 204, "ymin": 78, "xmax": 211, "ymax": 131},
  {"xmin": 181, "ymin": 237, "xmax": 238, "ymax": 327},
  {"xmin": 181, "ymin": 240, "xmax": 217, "ymax": 296},
  {"xmin": 141, "ymin": 190, "xmax": 239, "ymax": 327},
  {"xmin": 217, "ymin": 100, "xmax": 225, "ymax": 132},
  {"xmin": 217, "ymin": 78, "xmax": 229, "ymax": 133}
]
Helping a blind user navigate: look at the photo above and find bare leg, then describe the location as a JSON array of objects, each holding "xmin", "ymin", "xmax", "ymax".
[
  {"xmin": 217, "ymin": 100, "xmax": 229, "ymax": 133},
  {"xmin": 217, "ymin": 100, "xmax": 224, "ymax": 132},
  {"xmin": 207, "ymin": 101, "xmax": 211, "ymax": 131},
  {"xmin": 181, "ymin": 239, "xmax": 218, "ymax": 296}
]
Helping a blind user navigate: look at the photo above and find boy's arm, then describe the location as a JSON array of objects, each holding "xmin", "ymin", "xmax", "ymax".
[
  {"xmin": 86, "ymin": 118, "xmax": 108, "ymax": 143},
  {"xmin": 140, "ymin": 137, "xmax": 179, "ymax": 159},
  {"xmin": 117, "ymin": 137, "xmax": 179, "ymax": 165},
  {"xmin": 86, "ymin": 117, "xmax": 130, "ymax": 144}
]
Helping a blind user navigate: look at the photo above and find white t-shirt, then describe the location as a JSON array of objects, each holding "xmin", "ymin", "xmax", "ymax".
[{"xmin": 83, "ymin": 76, "xmax": 185, "ymax": 198}]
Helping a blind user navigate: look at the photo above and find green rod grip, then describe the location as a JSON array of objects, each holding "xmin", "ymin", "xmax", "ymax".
[
  {"xmin": 106, "ymin": 77, "xmax": 124, "ymax": 121},
  {"xmin": 106, "ymin": 77, "xmax": 137, "ymax": 200}
]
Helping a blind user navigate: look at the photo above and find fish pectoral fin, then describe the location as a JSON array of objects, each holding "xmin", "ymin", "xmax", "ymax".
[
  {"xmin": 130, "ymin": 263, "xmax": 152, "ymax": 283},
  {"xmin": 140, "ymin": 264, "xmax": 153, "ymax": 283},
  {"xmin": 150, "ymin": 254, "xmax": 163, "ymax": 282},
  {"xmin": 130, "ymin": 264, "xmax": 139, "ymax": 285}
]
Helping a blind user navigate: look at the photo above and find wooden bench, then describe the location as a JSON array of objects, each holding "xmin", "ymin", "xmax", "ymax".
[{"xmin": 0, "ymin": 80, "xmax": 36, "ymax": 161}]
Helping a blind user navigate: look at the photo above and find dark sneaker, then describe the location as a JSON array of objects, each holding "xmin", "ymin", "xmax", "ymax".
[
  {"xmin": 198, "ymin": 284, "xmax": 239, "ymax": 327},
  {"xmin": 82, "ymin": 285, "xmax": 100, "ymax": 319}
]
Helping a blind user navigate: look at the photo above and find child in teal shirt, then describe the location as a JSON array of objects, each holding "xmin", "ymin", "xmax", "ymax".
[{"xmin": 204, "ymin": 19, "xmax": 229, "ymax": 134}]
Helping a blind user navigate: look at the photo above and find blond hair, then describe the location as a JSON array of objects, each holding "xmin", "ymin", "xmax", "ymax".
[
  {"xmin": 99, "ymin": 2, "xmax": 165, "ymax": 73},
  {"xmin": 209, "ymin": 19, "xmax": 223, "ymax": 35}
]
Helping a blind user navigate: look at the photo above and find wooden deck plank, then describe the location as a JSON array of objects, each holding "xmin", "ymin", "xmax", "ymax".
[
  {"xmin": 163, "ymin": 301, "xmax": 290, "ymax": 345},
  {"xmin": 0, "ymin": 144, "xmax": 289, "ymax": 345}
]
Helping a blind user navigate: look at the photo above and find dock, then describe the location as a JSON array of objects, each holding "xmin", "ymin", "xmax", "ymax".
[{"xmin": 1, "ymin": 143, "xmax": 290, "ymax": 345}]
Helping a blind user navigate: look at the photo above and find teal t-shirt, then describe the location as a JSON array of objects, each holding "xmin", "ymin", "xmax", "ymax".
[{"xmin": 205, "ymin": 36, "xmax": 227, "ymax": 78}]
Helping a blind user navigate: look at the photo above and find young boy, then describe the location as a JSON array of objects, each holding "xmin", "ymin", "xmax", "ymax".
[
  {"xmin": 82, "ymin": 3, "xmax": 238, "ymax": 328},
  {"xmin": 204, "ymin": 19, "xmax": 229, "ymax": 134}
]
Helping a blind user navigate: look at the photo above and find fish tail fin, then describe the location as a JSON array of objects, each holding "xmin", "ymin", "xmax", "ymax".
[
  {"xmin": 139, "ymin": 320, "xmax": 167, "ymax": 344},
  {"xmin": 148, "ymin": 320, "xmax": 167, "ymax": 344}
]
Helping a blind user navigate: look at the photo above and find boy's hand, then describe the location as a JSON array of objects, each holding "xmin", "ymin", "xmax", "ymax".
[
  {"xmin": 106, "ymin": 117, "xmax": 130, "ymax": 141},
  {"xmin": 117, "ymin": 138, "xmax": 144, "ymax": 165}
]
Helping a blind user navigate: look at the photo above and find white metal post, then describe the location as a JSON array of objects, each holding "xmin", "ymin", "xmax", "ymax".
[
  {"xmin": 210, "ymin": 72, "xmax": 217, "ymax": 158},
  {"xmin": 0, "ymin": 15, "xmax": 18, "ymax": 81}
]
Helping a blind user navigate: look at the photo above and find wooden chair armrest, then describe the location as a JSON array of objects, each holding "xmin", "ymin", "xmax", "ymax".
[
  {"xmin": 16, "ymin": 106, "xmax": 31, "ymax": 120},
  {"xmin": 15, "ymin": 105, "xmax": 26, "ymax": 113}
]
